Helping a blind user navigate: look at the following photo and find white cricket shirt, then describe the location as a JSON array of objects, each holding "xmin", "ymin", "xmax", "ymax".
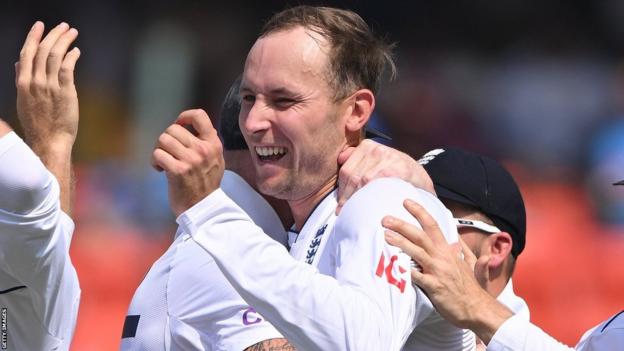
[
  {"xmin": 0, "ymin": 132, "xmax": 80, "ymax": 351},
  {"xmin": 576, "ymin": 310, "xmax": 624, "ymax": 351},
  {"xmin": 120, "ymin": 170, "xmax": 285, "ymax": 350},
  {"xmin": 497, "ymin": 279, "xmax": 530, "ymax": 321},
  {"xmin": 180, "ymin": 177, "xmax": 475, "ymax": 351}
]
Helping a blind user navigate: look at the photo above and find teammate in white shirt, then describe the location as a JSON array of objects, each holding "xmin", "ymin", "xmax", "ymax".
[
  {"xmin": 0, "ymin": 22, "xmax": 81, "ymax": 350},
  {"xmin": 152, "ymin": 6, "xmax": 474, "ymax": 351},
  {"xmin": 383, "ymin": 180, "xmax": 624, "ymax": 351},
  {"xmin": 121, "ymin": 78, "xmax": 288, "ymax": 351},
  {"xmin": 128, "ymin": 75, "xmax": 434, "ymax": 350}
]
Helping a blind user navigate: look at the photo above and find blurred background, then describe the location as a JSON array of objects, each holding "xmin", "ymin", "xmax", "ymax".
[{"xmin": 1, "ymin": 0, "xmax": 624, "ymax": 349}]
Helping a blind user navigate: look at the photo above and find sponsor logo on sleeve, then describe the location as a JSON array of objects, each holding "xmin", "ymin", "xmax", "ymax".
[
  {"xmin": 375, "ymin": 253, "xmax": 408, "ymax": 293},
  {"xmin": 242, "ymin": 307, "xmax": 263, "ymax": 326}
]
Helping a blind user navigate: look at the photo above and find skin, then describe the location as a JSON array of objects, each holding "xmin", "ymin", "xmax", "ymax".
[
  {"xmin": 224, "ymin": 149, "xmax": 294, "ymax": 229},
  {"xmin": 239, "ymin": 26, "xmax": 374, "ymax": 230},
  {"xmin": 15, "ymin": 21, "xmax": 81, "ymax": 215},
  {"xmin": 444, "ymin": 199, "xmax": 515, "ymax": 297},
  {"xmin": 245, "ymin": 338, "xmax": 296, "ymax": 351},
  {"xmin": 0, "ymin": 119, "xmax": 11, "ymax": 137},
  {"xmin": 382, "ymin": 199, "xmax": 513, "ymax": 345},
  {"xmin": 152, "ymin": 109, "xmax": 225, "ymax": 217},
  {"xmin": 153, "ymin": 25, "xmax": 430, "ymax": 351}
]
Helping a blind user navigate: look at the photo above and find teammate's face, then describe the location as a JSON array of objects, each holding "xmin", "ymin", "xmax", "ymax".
[
  {"xmin": 239, "ymin": 27, "xmax": 348, "ymax": 200},
  {"xmin": 443, "ymin": 200, "xmax": 492, "ymax": 258}
]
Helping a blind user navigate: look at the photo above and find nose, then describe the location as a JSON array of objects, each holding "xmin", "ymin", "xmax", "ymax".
[{"xmin": 240, "ymin": 98, "xmax": 272, "ymax": 136}]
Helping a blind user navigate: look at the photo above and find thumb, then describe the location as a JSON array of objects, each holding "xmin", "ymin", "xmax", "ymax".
[{"xmin": 176, "ymin": 109, "xmax": 215, "ymax": 140}]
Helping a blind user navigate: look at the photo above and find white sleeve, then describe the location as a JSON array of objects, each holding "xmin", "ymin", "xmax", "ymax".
[
  {"xmin": 487, "ymin": 314, "xmax": 576, "ymax": 351},
  {"xmin": 0, "ymin": 131, "xmax": 51, "ymax": 213},
  {"xmin": 179, "ymin": 178, "xmax": 462, "ymax": 350},
  {"xmin": 0, "ymin": 131, "xmax": 80, "ymax": 341}
]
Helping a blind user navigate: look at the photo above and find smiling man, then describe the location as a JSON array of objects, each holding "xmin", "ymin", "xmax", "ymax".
[{"xmin": 152, "ymin": 6, "xmax": 474, "ymax": 351}]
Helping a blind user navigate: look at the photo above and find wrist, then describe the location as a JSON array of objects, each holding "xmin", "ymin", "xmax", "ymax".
[
  {"xmin": 30, "ymin": 135, "xmax": 74, "ymax": 154},
  {"xmin": 465, "ymin": 291, "xmax": 513, "ymax": 344}
]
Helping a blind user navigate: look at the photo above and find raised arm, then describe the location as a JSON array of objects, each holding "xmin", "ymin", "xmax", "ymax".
[{"xmin": 16, "ymin": 21, "xmax": 80, "ymax": 215}]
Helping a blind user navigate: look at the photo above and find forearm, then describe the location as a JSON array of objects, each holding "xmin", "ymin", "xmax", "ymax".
[
  {"xmin": 30, "ymin": 138, "xmax": 74, "ymax": 215},
  {"xmin": 180, "ymin": 189, "xmax": 394, "ymax": 351},
  {"xmin": 244, "ymin": 338, "xmax": 296, "ymax": 351}
]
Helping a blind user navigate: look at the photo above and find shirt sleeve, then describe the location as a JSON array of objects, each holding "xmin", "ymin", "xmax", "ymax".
[
  {"xmin": 179, "ymin": 178, "xmax": 464, "ymax": 350},
  {"xmin": 487, "ymin": 314, "xmax": 576, "ymax": 351},
  {"xmin": 0, "ymin": 131, "xmax": 80, "ymax": 341}
]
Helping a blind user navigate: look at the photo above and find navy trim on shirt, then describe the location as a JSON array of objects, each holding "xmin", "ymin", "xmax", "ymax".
[
  {"xmin": 601, "ymin": 310, "xmax": 624, "ymax": 332},
  {"xmin": 0, "ymin": 286, "xmax": 26, "ymax": 295}
]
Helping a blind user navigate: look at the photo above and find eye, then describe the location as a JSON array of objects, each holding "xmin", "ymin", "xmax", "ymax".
[
  {"xmin": 273, "ymin": 97, "xmax": 296, "ymax": 108},
  {"xmin": 241, "ymin": 94, "xmax": 256, "ymax": 104}
]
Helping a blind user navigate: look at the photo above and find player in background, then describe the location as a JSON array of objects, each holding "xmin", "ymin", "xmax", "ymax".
[
  {"xmin": 407, "ymin": 148, "xmax": 529, "ymax": 349},
  {"xmin": 419, "ymin": 148, "xmax": 529, "ymax": 318},
  {"xmin": 152, "ymin": 6, "xmax": 474, "ymax": 351},
  {"xmin": 383, "ymin": 172, "xmax": 624, "ymax": 351},
  {"xmin": 0, "ymin": 22, "xmax": 81, "ymax": 350}
]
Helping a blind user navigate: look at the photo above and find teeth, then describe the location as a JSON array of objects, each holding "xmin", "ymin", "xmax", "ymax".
[{"xmin": 255, "ymin": 146, "xmax": 287, "ymax": 157}]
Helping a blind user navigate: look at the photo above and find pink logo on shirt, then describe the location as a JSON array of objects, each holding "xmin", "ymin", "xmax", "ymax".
[
  {"xmin": 375, "ymin": 253, "xmax": 407, "ymax": 293},
  {"xmin": 242, "ymin": 307, "xmax": 263, "ymax": 325}
]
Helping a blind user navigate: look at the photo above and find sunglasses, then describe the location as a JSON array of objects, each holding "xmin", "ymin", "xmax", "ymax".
[{"xmin": 454, "ymin": 218, "xmax": 501, "ymax": 234}]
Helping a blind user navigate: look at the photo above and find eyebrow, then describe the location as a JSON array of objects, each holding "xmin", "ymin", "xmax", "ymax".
[
  {"xmin": 239, "ymin": 84, "xmax": 298, "ymax": 97},
  {"xmin": 267, "ymin": 87, "xmax": 298, "ymax": 96}
]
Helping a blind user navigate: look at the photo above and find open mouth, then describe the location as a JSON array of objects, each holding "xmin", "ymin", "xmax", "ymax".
[{"xmin": 255, "ymin": 146, "xmax": 288, "ymax": 162}]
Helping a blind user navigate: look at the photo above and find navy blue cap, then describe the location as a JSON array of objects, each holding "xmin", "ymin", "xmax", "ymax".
[{"xmin": 420, "ymin": 148, "xmax": 526, "ymax": 258}]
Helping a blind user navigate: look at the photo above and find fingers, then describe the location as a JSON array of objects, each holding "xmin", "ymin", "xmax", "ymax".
[
  {"xmin": 384, "ymin": 230, "xmax": 433, "ymax": 269},
  {"xmin": 17, "ymin": 21, "xmax": 45, "ymax": 88},
  {"xmin": 459, "ymin": 238, "xmax": 477, "ymax": 269},
  {"xmin": 152, "ymin": 148, "xmax": 180, "ymax": 174},
  {"xmin": 33, "ymin": 23, "xmax": 70, "ymax": 84},
  {"xmin": 403, "ymin": 199, "xmax": 447, "ymax": 245},
  {"xmin": 156, "ymin": 130, "xmax": 192, "ymax": 162},
  {"xmin": 17, "ymin": 22, "xmax": 80, "ymax": 91},
  {"xmin": 336, "ymin": 144, "xmax": 370, "ymax": 212},
  {"xmin": 47, "ymin": 28, "xmax": 79, "ymax": 84},
  {"xmin": 337, "ymin": 146, "xmax": 355, "ymax": 165},
  {"xmin": 382, "ymin": 215, "xmax": 434, "ymax": 254},
  {"xmin": 59, "ymin": 47, "xmax": 80, "ymax": 87},
  {"xmin": 176, "ymin": 109, "xmax": 216, "ymax": 140}
]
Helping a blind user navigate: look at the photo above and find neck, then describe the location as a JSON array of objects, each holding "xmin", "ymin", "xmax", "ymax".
[
  {"xmin": 289, "ymin": 174, "xmax": 338, "ymax": 231},
  {"xmin": 485, "ymin": 270, "xmax": 508, "ymax": 298}
]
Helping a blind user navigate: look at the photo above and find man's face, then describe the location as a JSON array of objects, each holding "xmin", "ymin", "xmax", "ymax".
[{"xmin": 239, "ymin": 27, "xmax": 347, "ymax": 201}]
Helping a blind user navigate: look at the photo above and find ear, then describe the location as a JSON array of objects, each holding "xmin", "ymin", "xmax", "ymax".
[
  {"xmin": 344, "ymin": 88, "xmax": 375, "ymax": 133},
  {"xmin": 486, "ymin": 232, "xmax": 513, "ymax": 269}
]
